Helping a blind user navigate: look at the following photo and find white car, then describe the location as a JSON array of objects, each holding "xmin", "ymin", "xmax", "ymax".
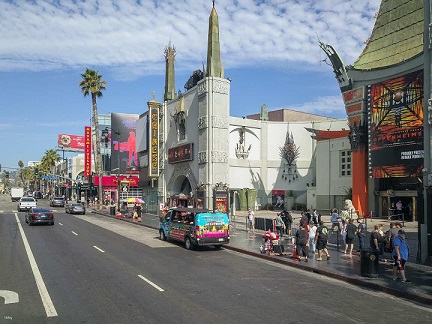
[{"xmin": 18, "ymin": 197, "xmax": 37, "ymax": 212}]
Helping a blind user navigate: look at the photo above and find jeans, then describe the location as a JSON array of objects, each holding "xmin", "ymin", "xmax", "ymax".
[
  {"xmin": 358, "ymin": 234, "xmax": 365, "ymax": 250},
  {"xmin": 276, "ymin": 226, "xmax": 283, "ymax": 237},
  {"xmin": 309, "ymin": 236, "xmax": 316, "ymax": 253}
]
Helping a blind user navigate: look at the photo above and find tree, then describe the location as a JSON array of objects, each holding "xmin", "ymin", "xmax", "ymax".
[
  {"xmin": 79, "ymin": 68, "xmax": 107, "ymax": 208},
  {"xmin": 40, "ymin": 149, "xmax": 61, "ymax": 194}
]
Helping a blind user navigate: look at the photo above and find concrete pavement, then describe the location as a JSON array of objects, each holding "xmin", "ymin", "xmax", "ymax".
[{"xmin": 91, "ymin": 206, "xmax": 432, "ymax": 306}]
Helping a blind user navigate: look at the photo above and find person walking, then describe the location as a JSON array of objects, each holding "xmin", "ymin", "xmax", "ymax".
[
  {"xmin": 308, "ymin": 221, "xmax": 317, "ymax": 256},
  {"xmin": 275, "ymin": 213, "xmax": 284, "ymax": 237},
  {"xmin": 331, "ymin": 208, "xmax": 340, "ymax": 232},
  {"xmin": 247, "ymin": 207, "xmax": 255, "ymax": 232},
  {"xmin": 392, "ymin": 229, "xmax": 411, "ymax": 283},
  {"xmin": 315, "ymin": 221, "xmax": 330, "ymax": 261},
  {"xmin": 370, "ymin": 224, "xmax": 382, "ymax": 252},
  {"xmin": 344, "ymin": 219, "xmax": 357, "ymax": 255},
  {"xmin": 357, "ymin": 218, "xmax": 367, "ymax": 251},
  {"xmin": 295, "ymin": 223, "xmax": 309, "ymax": 261}
]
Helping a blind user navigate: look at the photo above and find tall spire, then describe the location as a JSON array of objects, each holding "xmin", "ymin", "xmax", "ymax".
[
  {"xmin": 206, "ymin": 2, "xmax": 222, "ymax": 77},
  {"xmin": 164, "ymin": 41, "xmax": 176, "ymax": 101}
]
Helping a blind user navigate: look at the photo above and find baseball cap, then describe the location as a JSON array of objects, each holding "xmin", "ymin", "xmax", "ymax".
[{"xmin": 398, "ymin": 229, "xmax": 405, "ymax": 234}]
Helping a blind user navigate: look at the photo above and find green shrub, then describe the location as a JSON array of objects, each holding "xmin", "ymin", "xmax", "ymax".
[{"xmin": 291, "ymin": 203, "xmax": 306, "ymax": 211}]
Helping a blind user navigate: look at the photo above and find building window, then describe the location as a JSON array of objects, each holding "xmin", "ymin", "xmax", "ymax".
[{"xmin": 340, "ymin": 150, "xmax": 351, "ymax": 177}]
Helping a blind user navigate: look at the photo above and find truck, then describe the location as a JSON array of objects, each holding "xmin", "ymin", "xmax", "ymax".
[
  {"xmin": 17, "ymin": 197, "xmax": 37, "ymax": 212},
  {"xmin": 11, "ymin": 187, "xmax": 24, "ymax": 202}
]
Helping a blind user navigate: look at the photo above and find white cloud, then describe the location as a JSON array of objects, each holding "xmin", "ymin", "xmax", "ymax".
[
  {"xmin": 290, "ymin": 95, "xmax": 347, "ymax": 117},
  {"xmin": 0, "ymin": 0, "xmax": 379, "ymax": 76}
]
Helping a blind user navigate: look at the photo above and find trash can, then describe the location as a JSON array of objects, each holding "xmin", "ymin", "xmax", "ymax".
[
  {"xmin": 110, "ymin": 206, "xmax": 116, "ymax": 216},
  {"xmin": 360, "ymin": 249, "xmax": 379, "ymax": 277}
]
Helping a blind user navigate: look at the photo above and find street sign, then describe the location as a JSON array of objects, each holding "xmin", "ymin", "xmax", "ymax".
[{"xmin": 121, "ymin": 183, "xmax": 129, "ymax": 192}]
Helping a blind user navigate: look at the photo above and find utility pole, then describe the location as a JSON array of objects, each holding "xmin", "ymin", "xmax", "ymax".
[{"xmin": 423, "ymin": 0, "xmax": 431, "ymax": 264}]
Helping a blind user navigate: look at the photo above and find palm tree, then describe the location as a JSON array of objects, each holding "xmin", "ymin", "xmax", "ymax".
[
  {"xmin": 40, "ymin": 149, "xmax": 61, "ymax": 195},
  {"xmin": 79, "ymin": 68, "xmax": 107, "ymax": 208},
  {"xmin": 17, "ymin": 160, "xmax": 25, "ymax": 187}
]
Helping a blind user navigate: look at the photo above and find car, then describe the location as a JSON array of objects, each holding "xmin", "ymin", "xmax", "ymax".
[
  {"xmin": 17, "ymin": 197, "xmax": 37, "ymax": 212},
  {"xmin": 33, "ymin": 191, "xmax": 43, "ymax": 200},
  {"xmin": 159, "ymin": 207, "xmax": 230, "ymax": 250},
  {"xmin": 50, "ymin": 196, "xmax": 65, "ymax": 207},
  {"xmin": 25, "ymin": 207, "xmax": 54, "ymax": 226},
  {"xmin": 65, "ymin": 203, "xmax": 86, "ymax": 215}
]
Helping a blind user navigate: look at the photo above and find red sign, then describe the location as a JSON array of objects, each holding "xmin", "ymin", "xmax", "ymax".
[
  {"xmin": 58, "ymin": 134, "xmax": 85, "ymax": 151},
  {"xmin": 168, "ymin": 143, "xmax": 193, "ymax": 164},
  {"xmin": 84, "ymin": 126, "xmax": 92, "ymax": 177},
  {"xmin": 93, "ymin": 175, "xmax": 139, "ymax": 187}
]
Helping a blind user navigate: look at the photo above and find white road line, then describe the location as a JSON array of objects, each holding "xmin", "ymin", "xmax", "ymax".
[
  {"xmin": 93, "ymin": 246, "xmax": 105, "ymax": 253},
  {"xmin": 138, "ymin": 275, "xmax": 165, "ymax": 292},
  {"xmin": 14, "ymin": 213, "xmax": 58, "ymax": 317},
  {"xmin": 58, "ymin": 222, "xmax": 63, "ymax": 226},
  {"xmin": 71, "ymin": 231, "xmax": 78, "ymax": 236}
]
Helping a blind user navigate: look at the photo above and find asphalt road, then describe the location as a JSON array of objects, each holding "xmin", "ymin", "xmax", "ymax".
[{"xmin": 0, "ymin": 195, "xmax": 431, "ymax": 323}]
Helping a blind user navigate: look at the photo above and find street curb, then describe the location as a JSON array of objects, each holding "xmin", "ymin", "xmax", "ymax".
[{"xmin": 91, "ymin": 209, "xmax": 432, "ymax": 306}]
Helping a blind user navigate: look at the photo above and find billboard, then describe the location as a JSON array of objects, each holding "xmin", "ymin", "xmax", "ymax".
[
  {"xmin": 57, "ymin": 134, "xmax": 85, "ymax": 151},
  {"xmin": 84, "ymin": 126, "xmax": 92, "ymax": 177},
  {"xmin": 369, "ymin": 70, "xmax": 424, "ymax": 178},
  {"xmin": 111, "ymin": 113, "xmax": 139, "ymax": 175},
  {"xmin": 149, "ymin": 107, "xmax": 159, "ymax": 178}
]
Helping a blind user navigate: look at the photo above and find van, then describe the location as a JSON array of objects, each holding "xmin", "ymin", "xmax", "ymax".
[{"xmin": 159, "ymin": 207, "xmax": 230, "ymax": 250}]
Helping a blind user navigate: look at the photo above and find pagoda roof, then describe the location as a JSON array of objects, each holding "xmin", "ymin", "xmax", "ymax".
[{"xmin": 351, "ymin": 0, "xmax": 423, "ymax": 70}]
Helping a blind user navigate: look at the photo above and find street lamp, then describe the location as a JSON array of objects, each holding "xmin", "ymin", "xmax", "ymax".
[{"xmin": 110, "ymin": 129, "xmax": 121, "ymax": 212}]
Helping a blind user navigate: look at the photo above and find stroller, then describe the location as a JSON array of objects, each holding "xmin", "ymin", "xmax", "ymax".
[{"xmin": 260, "ymin": 230, "xmax": 283, "ymax": 254}]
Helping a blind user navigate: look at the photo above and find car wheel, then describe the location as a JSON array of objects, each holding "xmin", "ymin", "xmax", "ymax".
[
  {"xmin": 214, "ymin": 245, "xmax": 222, "ymax": 250},
  {"xmin": 159, "ymin": 230, "xmax": 167, "ymax": 241},
  {"xmin": 50, "ymin": 222, "xmax": 54, "ymax": 226},
  {"xmin": 184, "ymin": 237, "xmax": 193, "ymax": 250},
  {"xmin": 28, "ymin": 221, "xmax": 32, "ymax": 226}
]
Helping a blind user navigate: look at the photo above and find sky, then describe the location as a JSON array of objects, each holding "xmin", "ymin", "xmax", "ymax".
[{"xmin": 0, "ymin": 0, "xmax": 380, "ymax": 170}]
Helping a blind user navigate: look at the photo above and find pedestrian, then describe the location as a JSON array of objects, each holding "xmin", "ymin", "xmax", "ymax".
[
  {"xmin": 344, "ymin": 219, "xmax": 357, "ymax": 255},
  {"xmin": 312, "ymin": 209, "xmax": 318, "ymax": 225},
  {"xmin": 331, "ymin": 208, "xmax": 340, "ymax": 232},
  {"xmin": 300, "ymin": 211, "xmax": 308, "ymax": 228},
  {"xmin": 396, "ymin": 200, "xmax": 403, "ymax": 216},
  {"xmin": 370, "ymin": 224, "xmax": 382, "ymax": 252},
  {"xmin": 357, "ymin": 218, "xmax": 367, "ymax": 251},
  {"xmin": 340, "ymin": 207, "xmax": 349, "ymax": 232},
  {"xmin": 285, "ymin": 210, "xmax": 293, "ymax": 237},
  {"xmin": 247, "ymin": 207, "xmax": 255, "ymax": 232},
  {"xmin": 275, "ymin": 213, "xmax": 284, "ymax": 237},
  {"xmin": 392, "ymin": 229, "xmax": 411, "ymax": 283},
  {"xmin": 308, "ymin": 221, "xmax": 317, "ymax": 255},
  {"xmin": 295, "ymin": 223, "xmax": 309, "ymax": 261},
  {"xmin": 136, "ymin": 203, "xmax": 142, "ymax": 221},
  {"xmin": 315, "ymin": 221, "xmax": 330, "ymax": 261},
  {"xmin": 279, "ymin": 208, "xmax": 289, "ymax": 235}
]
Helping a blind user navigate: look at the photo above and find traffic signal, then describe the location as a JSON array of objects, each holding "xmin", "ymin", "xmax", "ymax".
[
  {"xmin": 77, "ymin": 183, "xmax": 82, "ymax": 191},
  {"xmin": 34, "ymin": 167, "xmax": 39, "ymax": 176}
]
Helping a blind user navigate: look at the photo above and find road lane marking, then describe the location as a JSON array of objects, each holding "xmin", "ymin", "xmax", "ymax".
[
  {"xmin": 0, "ymin": 290, "xmax": 19, "ymax": 304},
  {"xmin": 14, "ymin": 213, "xmax": 58, "ymax": 317},
  {"xmin": 71, "ymin": 231, "xmax": 78, "ymax": 236},
  {"xmin": 93, "ymin": 246, "xmax": 105, "ymax": 253},
  {"xmin": 138, "ymin": 275, "xmax": 164, "ymax": 292},
  {"xmin": 58, "ymin": 222, "xmax": 63, "ymax": 226}
]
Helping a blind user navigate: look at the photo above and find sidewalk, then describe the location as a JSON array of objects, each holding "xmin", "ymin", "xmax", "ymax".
[{"xmin": 91, "ymin": 207, "xmax": 432, "ymax": 306}]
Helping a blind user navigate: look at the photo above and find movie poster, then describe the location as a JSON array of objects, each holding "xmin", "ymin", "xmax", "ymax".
[
  {"xmin": 369, "ymin": 70, "xmax": 424, "ymax": 178},
  {"xmin": 111, "ymin": 113, "xmax": 140, "ymax": 175},
  {"xmin": 214, "ymin": 191, "xmax": 228, "ymax": 213}
]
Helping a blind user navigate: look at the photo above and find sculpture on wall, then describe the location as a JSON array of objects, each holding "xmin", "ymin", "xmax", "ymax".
[
  {"xmin": 280, "ymin": 132, "xmax": 300, "ymax": 181},
  {"xmin": 235, "ymin": 127, "xmax": 251, "ymax": 159},
  {"xmin": 348, "ymin": 122, "xmax": 366, "ymax": 152},
  {"xmin": 184, "ymin": 69, "xmax": 204, "ymax": 91}
]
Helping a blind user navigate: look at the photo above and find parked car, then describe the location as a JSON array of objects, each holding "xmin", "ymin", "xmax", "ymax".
[
  {"xmin": 18, "ymin": 197, "xmax": 37, "ymax": 212},
  {"xmin": 159, "ymin": 207, "xmax": 230, "ymax": 250},
  {"xmin": 65, "ymin": 203, "xmax": 86, "ymax": 215},
  {"xmin": 50, "ymin": 197, "xmax": 65, "ymax": 207},
  {"xmin": 25, "ymin": 207, "xmax": 54, "ymax": 226}
]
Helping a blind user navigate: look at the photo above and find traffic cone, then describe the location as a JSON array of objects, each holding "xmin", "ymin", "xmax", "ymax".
[{"xmin": 292, "ymin": 244, "xmax": 299, "ymax": 259}]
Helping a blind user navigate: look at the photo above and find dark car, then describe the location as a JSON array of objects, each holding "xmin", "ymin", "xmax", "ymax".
[
  {"xmin": 65, "ymin": 203, "xmax": 86, "ymax": 215},
  {"xmin": 50, "ymin": 196, "xmax": 65, "ymax": 207},
  {"xmin": 33, "ymin": 191, "xmax": 43, "ymax": 200},
  {"xmin": 25, "ymin": 207, "xmax": 54, "ymax": 226}
]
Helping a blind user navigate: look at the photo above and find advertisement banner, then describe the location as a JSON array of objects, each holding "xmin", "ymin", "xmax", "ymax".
[
  {"xmin": 214, "ymin": 191, "xmax": 228, "ymax": 213},
  {"xmin": 369, "ymin": 70, "xmax": 424, "ymax": 178},
  {"xmin": 149, "ymin": 107, "xmax": 159, "ymax": 178},
  {"xmin": 58, "ymin": 134, "xmax": 85, "ymax": 151},
  {"xmin": 111, "ymin": 113, "xmax": 140, "ymax": 175},
  {"xmin": 168, "ymin": 143, "xmax": 193, "ymax": 164},
  {"xmin": 84, "ymin": 126, "xmax": 92, "ymax": 177}
]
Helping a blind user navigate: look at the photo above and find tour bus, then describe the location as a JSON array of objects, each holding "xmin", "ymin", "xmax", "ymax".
[{"xmin": 159, "ymin": 207, "xmax": 230, "ymax": 250}]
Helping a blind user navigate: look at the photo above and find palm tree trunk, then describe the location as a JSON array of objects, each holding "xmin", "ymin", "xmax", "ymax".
[{"xmin": 92, "ymin": 94, "xmax": 104, "ymax": 209}]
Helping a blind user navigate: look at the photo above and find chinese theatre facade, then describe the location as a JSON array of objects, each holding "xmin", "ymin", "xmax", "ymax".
[{"xmin": 321, "ymin": 0, "xmax": 431, "ymax": 262}]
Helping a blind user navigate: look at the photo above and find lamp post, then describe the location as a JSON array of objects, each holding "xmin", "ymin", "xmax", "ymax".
[{"xmin": 111, "ymin": 129, "xmax": 121, "ymax": 212}]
